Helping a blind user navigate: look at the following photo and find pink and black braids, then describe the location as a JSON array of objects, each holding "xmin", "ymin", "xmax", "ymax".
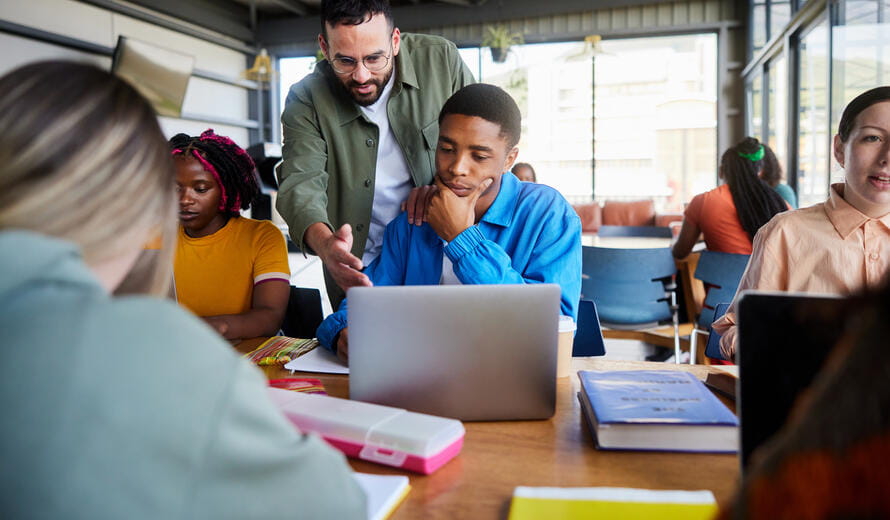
[{"xmin": 169, "ymin": 129, "xmax": 260, "ymax": 217}]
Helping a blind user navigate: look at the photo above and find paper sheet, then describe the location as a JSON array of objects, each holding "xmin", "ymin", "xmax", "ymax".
[
  {"xmin": 354, "ymin": 473, "xmax": 410, "ymax": 520},
  {"xmin": 284, "ymin": 346, "xmax": 349, "ymax": 374}
]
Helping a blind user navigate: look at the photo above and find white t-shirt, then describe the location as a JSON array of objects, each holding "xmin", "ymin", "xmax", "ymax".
[
  {"xmin": 440, "ymin": 243, "xmax": 462, "ymax": 285},
  {"xmin": 359, "ymin": 73, "xmax": 413, "ymax": 266}
]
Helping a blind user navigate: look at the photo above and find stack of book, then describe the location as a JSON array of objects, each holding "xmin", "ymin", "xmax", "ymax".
[{"xmin": 578, "ymin": 370, "xmax": 738, "ymax": 453}]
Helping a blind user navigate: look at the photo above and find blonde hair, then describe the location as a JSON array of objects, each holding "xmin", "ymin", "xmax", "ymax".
[{"xmin": 0, "ymin": 60, "xmax": 177, "ymax": 296}]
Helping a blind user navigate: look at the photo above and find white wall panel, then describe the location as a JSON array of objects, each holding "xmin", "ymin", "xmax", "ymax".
[
  {"xmin": 111, "ymin": 14, "xmax": 244, "ymax": 75},
  {"xmin": 0, "ymin": 0, "xmax": 252, "ymax": 137},
  {"xmin": 0, "ymin": 0, "xmax": 113, "ymax": 47},
  {"xmin": 0, "ymin": 32, "xmax": 108, "ymax": 76},
  {"xmin": 182, "ymin": 77, "xmax": 248, "ymax": 120}
]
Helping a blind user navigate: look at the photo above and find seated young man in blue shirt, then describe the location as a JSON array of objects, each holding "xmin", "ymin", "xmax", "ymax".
[{"xmin": 317, "ymin": 83, "xmax": 582, "ymax": 361}]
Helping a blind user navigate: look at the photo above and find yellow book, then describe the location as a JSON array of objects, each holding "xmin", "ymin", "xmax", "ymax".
[{"xmin": 508, "ymin": 486, "xmax": 717, "ymax": 520}]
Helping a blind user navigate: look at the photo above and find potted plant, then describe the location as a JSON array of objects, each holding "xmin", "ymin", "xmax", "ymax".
[{"xmin": 482, "ymin": 24, "xmax": 523, "ymax": 63}]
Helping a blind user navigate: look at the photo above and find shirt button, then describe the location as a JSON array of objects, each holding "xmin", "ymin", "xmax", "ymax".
[
  {"xmin": 356, "ymin": 224, "xmax": 365, "ymax": 232},
  {"xmin": 366, "ymin": 138, "xmax": 374, "ymax": 147},
  {"xmin": 869, "ymin": 252, "xmax": 880, "ymax": 261},
  {"xmin": 364, "ymin": 179, "xmax": 371, "ymax": 187}
]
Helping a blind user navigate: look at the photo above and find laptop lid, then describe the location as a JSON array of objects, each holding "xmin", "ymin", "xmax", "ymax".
[
  {"xmin": 737, "ymin": 291, "xmax": 848, "ymax": 471},
  {"xmin": 348, "ymin": 284, "xmax": 560, "ymax": 421}
]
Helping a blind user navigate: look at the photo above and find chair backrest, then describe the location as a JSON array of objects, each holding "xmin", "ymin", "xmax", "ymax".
[
  {"xmin": 596, "ymin": 225, "xmax": 672, "ymax": 238},
  {"xmin": 572, "ymin": 202, "xmax": 602, "ymax": 233},
  {"xmin": 693, "ymin": 251, "xmax": 750, "ymax": 329},
  {"xmin": 573, "ymin": 299, "xmax": 606, "ymax": 357},
  {"xmin": 704, "ymin": 302, "xmax": 731, "ymax": 360},
  {"xmin": 580, "ymin": 246, "xmax": 677, "ymax": 325},
  {"xmin": 601, "ymin": 200, "xmax": 655, "ymax": 226},
  {"xmin": 281, "ymin": 286, "xmax": 324, "ymax": 338}
]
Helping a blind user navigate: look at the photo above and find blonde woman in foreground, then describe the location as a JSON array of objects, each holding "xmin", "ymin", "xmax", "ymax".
[{"xmin": 0, "ymin": 61, "xmax": 364, "ymax": 518}]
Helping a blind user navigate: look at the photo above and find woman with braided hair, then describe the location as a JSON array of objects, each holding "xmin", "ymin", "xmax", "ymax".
[
  {"xmin": 673, "ymin": 136, "xmax": 790, "ymax": 259},
  {"xmin": 172, "ymin": 129, "xmax": 290, "ymax": 340}
]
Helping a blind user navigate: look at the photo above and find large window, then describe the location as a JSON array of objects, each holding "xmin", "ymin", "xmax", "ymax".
[
  {"xmin": 460, "ymin": 42, "xmax": 594, "ymax": 202},
  {"xmin": 831, "ymin": 0, "xmax": 890, "ymax": 150},
  {"xmin": 767, "ymin": 56, "xmax": 788, "ymax": 172},
  {"xmin": 797, "ymin": 18, "xmax": 830, "ymax": 207},
  {"xmin": 278, "ymin": 56, "xmax": 317, "ymax": 112},
  {"xmin": 461, "ymin": 35, "xmax": 716, "ymax": 210},
  {"xmin": 592, "ymin": 34, "xmax": 717, "ymax": 212},
  {"xmin": 751, "ymin": 0, "xmax": 793, "ymax": 57}
]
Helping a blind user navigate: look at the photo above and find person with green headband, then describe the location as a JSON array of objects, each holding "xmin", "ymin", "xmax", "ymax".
[
  {"xmin": 760, "ymin": 142, "xmax": 798, "ymax": 208},
  {"xmin": 673, "ymin": 136, "xmax": 789, "ymax": 260}
]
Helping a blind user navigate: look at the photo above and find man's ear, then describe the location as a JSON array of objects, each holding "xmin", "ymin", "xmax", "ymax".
[
  {"xmin": 503, "ymin": 146, "xmax": 519, "ymax": 172},
  {"xmin": 392, "ymin": 27, "xmax": 401, "ymax": 56},
  {"xmin": 318, "ymin": 33, "xmax": 328, "ymax": 56},
  {"xmin": 833, "ymin": 134, "xmax": 845, "ymax": 168}
]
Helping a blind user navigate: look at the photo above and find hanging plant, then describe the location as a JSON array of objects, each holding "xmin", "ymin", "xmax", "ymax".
[{"xmin": 481, "ymin": 24, "xmax": 523, "ymax": 63}]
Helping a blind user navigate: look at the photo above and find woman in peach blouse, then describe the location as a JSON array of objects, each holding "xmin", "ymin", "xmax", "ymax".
[{"xmin": 713, "ymin": 86, "xmax": 890, "ymax": 360}]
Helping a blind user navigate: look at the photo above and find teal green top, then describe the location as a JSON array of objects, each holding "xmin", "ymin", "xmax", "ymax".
[
  {"xmin": 774, "ymin": 182, "xmax": 798, "ymax": 209},
  {"xmin": 276, "ymin": 33, "xmax": 474, "ymax": 257},
  {"xmin": 0, "ymin": 231, "xmax": 365, "ymax": 519}
]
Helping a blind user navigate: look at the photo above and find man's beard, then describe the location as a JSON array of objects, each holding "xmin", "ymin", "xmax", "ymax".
[{"xmin": 343, "ymin": 66, "xmax": 394, "ymax": 107}]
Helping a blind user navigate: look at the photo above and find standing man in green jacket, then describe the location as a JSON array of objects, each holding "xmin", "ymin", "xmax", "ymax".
[{"xmin": 276, "ymin": 0, "xmax": 474, "ymax": 307}]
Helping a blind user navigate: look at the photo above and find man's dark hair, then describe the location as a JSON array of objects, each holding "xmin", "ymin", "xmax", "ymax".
[
  {"xmin": 439, "ymin": 83, "xmax": 521, "ymax": 148},
  {"xmin": 320, "ymin": 0, "xmax": 394, "ymax": 40}
]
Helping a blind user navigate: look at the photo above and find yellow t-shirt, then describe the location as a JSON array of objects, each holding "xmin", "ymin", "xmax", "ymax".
[{"xmin": 174, "ymin": 217, "xmax": 290, "ymax": 317}]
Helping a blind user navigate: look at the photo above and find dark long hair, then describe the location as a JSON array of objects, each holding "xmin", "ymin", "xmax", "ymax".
[{"xmin": 721, "ymin": 137, "xmax": 788, "ymax": 241}]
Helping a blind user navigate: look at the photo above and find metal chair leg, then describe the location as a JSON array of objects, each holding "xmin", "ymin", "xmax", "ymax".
[{"xmin": 670, "ymin": 289, "xmax": 681, "ymax": 364}]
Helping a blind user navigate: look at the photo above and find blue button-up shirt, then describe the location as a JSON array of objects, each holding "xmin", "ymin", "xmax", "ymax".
[{"xmin": 317, "ymin": 173, "xmax": 582, "ymax": 351}]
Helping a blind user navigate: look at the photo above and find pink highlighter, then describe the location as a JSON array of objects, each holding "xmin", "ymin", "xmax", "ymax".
[{"xmin": 268, "ymin": 388, "xmax": 465, "ymax": 474}]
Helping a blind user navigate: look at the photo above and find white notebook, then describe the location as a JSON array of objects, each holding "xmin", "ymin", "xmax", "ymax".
[{"xmin": 353, "ymin": 473, "xmax": 410, "ymax": 520}]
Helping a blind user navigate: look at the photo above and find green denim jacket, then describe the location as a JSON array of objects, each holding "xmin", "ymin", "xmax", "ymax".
[{"xmin": 276, "ymin": 33, "xmax": 474, "ymax": 259}]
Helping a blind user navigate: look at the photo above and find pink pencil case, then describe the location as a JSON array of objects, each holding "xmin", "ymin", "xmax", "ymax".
[{"xmin": 268, "ymin": 388, "xmax": 465, "ymax": 474}]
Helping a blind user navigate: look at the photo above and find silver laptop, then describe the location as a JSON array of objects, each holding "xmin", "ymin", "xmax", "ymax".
[{"xmin": 348, "ymin": 284, "xmax": 560, "ymax": 421}]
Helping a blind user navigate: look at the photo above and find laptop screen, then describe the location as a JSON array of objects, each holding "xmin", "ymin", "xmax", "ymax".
[{"xmin": 737, "ymin": 292, "xmax": 848, "ymax": 470}]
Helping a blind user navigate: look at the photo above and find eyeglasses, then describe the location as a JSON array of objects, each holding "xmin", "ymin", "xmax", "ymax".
[{"xmin": 329, "ymin": 52, "xmax": 391, "ymax": 74}]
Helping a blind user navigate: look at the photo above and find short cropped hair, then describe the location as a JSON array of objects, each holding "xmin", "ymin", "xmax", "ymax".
[
  {"xmin": 320, "ymin": 0, "xmax": 393, "ymax": 40},
  {"xmin": 439, "ymin": 83, "xmax": 521, "ymax": 148}
]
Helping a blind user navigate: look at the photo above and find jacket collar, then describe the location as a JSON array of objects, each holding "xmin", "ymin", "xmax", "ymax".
[{"xmin": 479, "ymin": 172, "xmax": 519, "ymax": 228}]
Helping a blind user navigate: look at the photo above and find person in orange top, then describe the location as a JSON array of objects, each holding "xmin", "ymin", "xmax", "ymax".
[
  {"xmin": 673, "ymin": 137, "xmax": 789, "ymax": 258},
  {"xmin": 171, "ymin": 130, "xmax": 290, "ymax": 340},
  {"xmin": 713, "ymin": 86, "xmax": 890, "ymax": 360}
]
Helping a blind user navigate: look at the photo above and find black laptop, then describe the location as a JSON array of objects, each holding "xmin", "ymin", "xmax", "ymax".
[{"xmin": 737, "ymin": 291, "xmax": 849, "ymax": 470}]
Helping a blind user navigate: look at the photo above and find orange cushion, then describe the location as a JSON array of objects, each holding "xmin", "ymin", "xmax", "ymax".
[{"xmin": 601, "ymin": 200, "xmax": 656, "ymax": 226}]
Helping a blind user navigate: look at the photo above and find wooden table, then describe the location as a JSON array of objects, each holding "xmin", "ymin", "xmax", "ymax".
[
  {"xmin": 237, "ymin": 339, "xmax": 738, "ymax": 519},
  {"xmin": 581, "ymin": 235, "xmax": 673, "ymax": 249}
]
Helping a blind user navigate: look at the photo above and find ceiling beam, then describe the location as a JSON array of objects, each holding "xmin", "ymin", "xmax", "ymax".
[
  {"xmin": 258, "ymin": 0, "xmax": 679, "ymax": 49},
  {"xmin": 267, "ymin": 0, "xmax": 309, "ymax": 16},
  {"xmin": 77, "ymin": 0, "xmax": 255, "ymax": 51},
  {"xmin": 96, "ymin": 0, "xmax": 254, "ymax": 42}
]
